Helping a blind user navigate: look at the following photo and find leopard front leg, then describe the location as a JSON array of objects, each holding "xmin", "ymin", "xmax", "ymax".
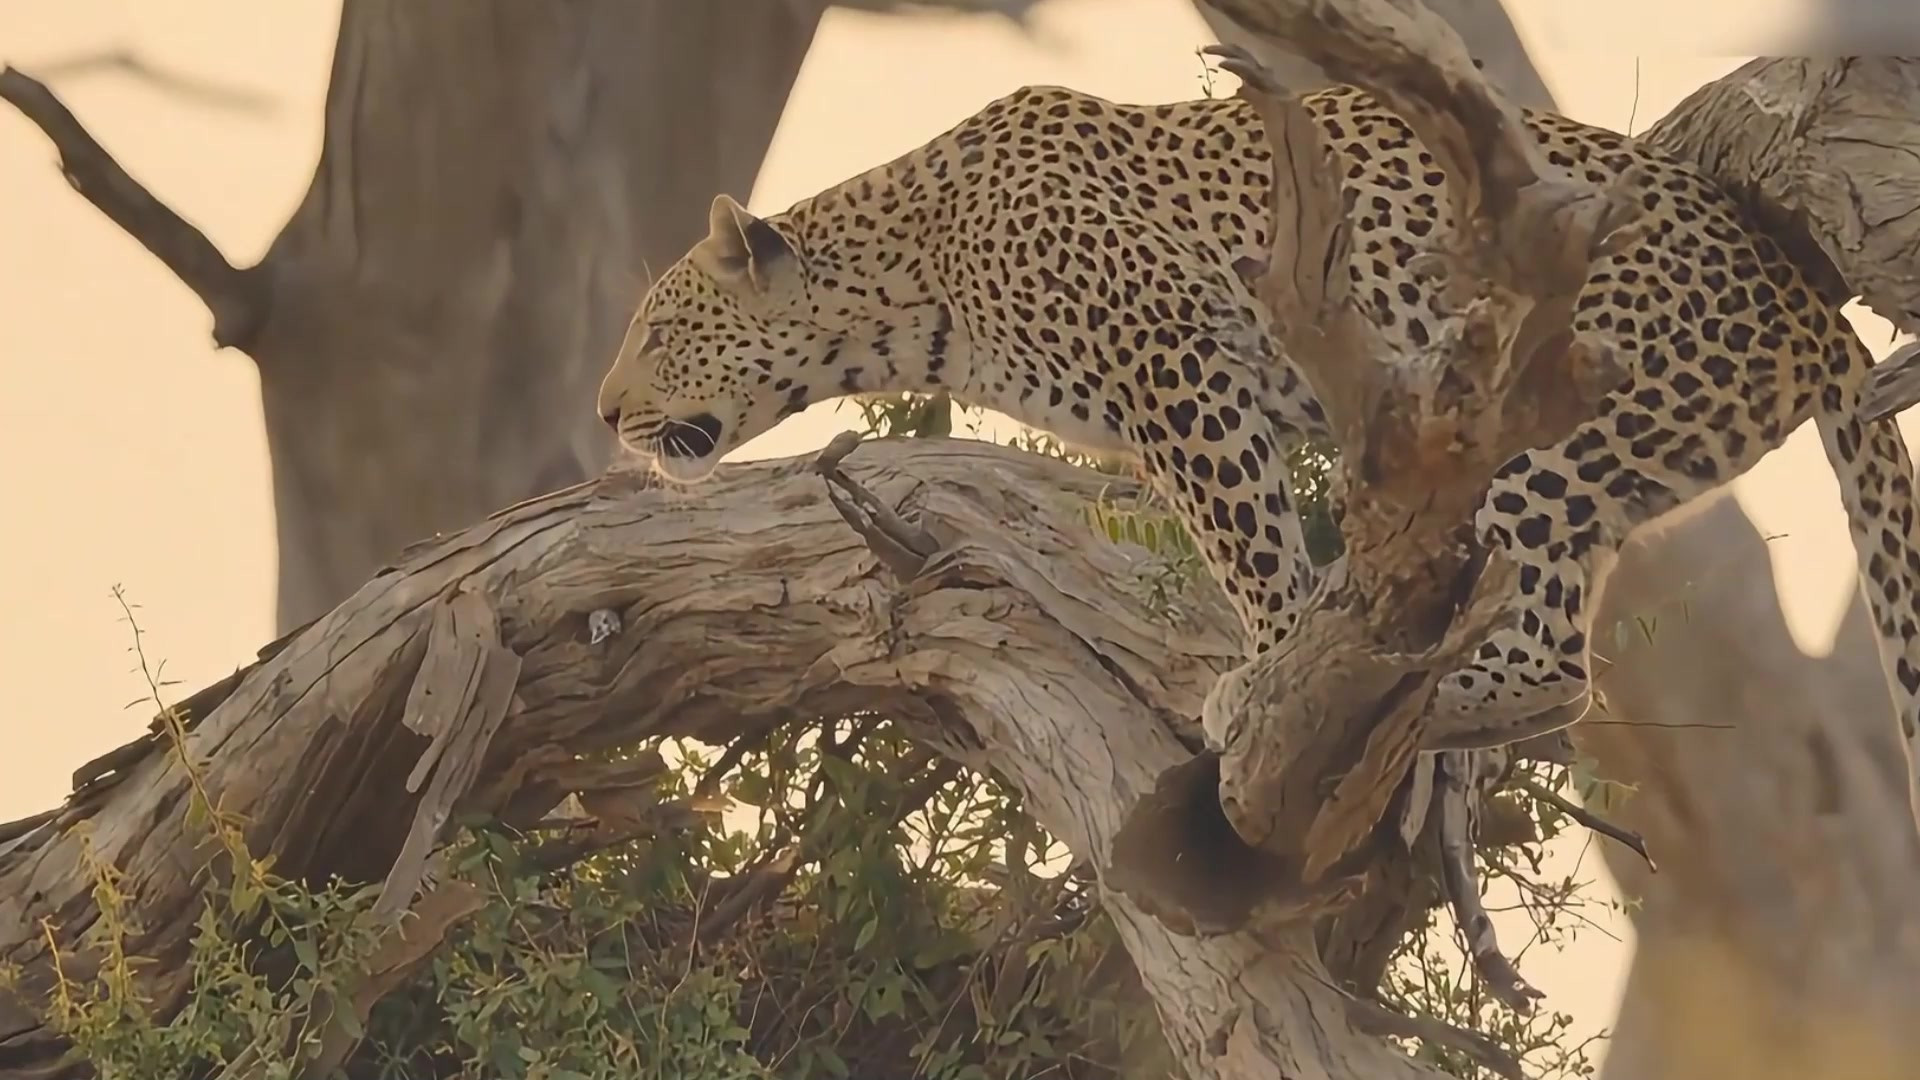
[
  {"xmin": 1420, "ymin": 447, "xmax": 1646, "ymax": 750},
  {"xmin": 1128, "ymin": 365, "xmax": 1320, "ymax": 658},
  {"xmin": 1088, "ymin": 290, "xmax": 1325, "ymax": 669}
]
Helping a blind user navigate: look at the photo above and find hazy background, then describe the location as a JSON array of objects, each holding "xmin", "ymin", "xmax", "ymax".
[{"xmin": 4, "ymin": 0, "xmax": 1914, "ymax": 1063}]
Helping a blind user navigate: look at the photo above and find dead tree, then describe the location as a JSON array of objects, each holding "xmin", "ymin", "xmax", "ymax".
[
  {"xmin": 0, "ymin": 0, "xmax": 1031, "ymax": 635},
  {"xmin": 5, "ymin": 6, "xmax": 1920, "ymax": 1080}
]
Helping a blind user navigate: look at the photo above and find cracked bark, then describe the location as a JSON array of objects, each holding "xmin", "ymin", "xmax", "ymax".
[
  {"xmin": 0, "ymin": 443, "xmax": 1457, "ymax": 1080},
  {"xmin": 1106, "ymin": 0, "xmax": 1637, "ymax": 949}
]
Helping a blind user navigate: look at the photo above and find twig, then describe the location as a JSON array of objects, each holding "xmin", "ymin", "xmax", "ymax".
[
  {"xmin": 1345, "ymin": 994, "xmax": 1526, "ymax": 1080},
  {"xmin": 0, "ymin": 65, "xmax": 265, "ymax": 349},
  {"xmin": 1438, "ymin": 752, "xmax": 1544, "ymax": 1014},
  {"xmin": 28, "ymin": 49, "xmax": 277, "ymax": 115},
  {"xmin": 815, "ymin": 431, "xmax": 939, "ymax": 579},
  {"xmin": 1517, "ymin": 777, "xmax": 1656, "ymax": 871}
]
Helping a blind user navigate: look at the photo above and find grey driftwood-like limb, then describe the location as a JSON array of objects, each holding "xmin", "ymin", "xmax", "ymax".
[
  {"xmin": 1115, "ymin": 0, "xmax": 1634, "ymax": 923},
  {"xmin": 0, "ymin": 65, "xmax": 267, "ymax": 349},
  {"xmin": 1861, "ymin": 340, "xmax": 1920, "ymax": 424},
  {"xmin": 0, "ymin": 440, "xmax": 1469, "ymax": 1080},
  {"xmin": 1641, "ymin": 58, "xmax": 1920, "ymax": 424},
  {"xmin": 1436, "ymin": 752, "xmax": 1542, "ymax": 1015}
]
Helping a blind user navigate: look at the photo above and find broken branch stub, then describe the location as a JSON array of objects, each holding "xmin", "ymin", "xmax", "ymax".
[{"xmin": 1182, "ymin": 5, "xmax": 1636, "ymax": 895}]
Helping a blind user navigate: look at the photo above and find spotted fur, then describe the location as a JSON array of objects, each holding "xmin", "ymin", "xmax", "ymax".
[{"xmin": 597, "ymin": 83, "xmax": 1920, "ymax": 751}]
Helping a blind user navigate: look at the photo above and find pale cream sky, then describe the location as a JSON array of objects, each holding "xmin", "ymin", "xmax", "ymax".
[{"xmin": 2, "ymin": 0, "xmax": 1913, "ymax": 1067}]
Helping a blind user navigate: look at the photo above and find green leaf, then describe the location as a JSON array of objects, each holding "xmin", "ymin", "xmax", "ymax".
[
  {"xmin": 865, "ymin": 977, "xmax": 905, "ymax": 1021},
  {"xmin": 815, "ymin": 1044, "xmax": 851, "ymax": 1078},
  {"xmin": 855, "ymin": 917, "xmax": 878, "ymax": 951},
  {"xmin": 335, "ymin": 1005, "xmax": 364, "ymax": 1041}
]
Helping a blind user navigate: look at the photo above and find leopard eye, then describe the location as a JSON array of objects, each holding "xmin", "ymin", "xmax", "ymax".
[{"xmin": 640, "ymin": 325, "xmax": 665, "ymax": 353}]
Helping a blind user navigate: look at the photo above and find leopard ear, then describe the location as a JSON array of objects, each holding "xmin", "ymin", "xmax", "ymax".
[{"xmin": 699, "ymin": 193, "xmax": 793, "ymax": 290}]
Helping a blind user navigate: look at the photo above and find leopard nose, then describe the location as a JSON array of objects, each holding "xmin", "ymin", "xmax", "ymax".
[{"xmin": 600, "ymin": 408, "xmax": 621, "ymax": 432}]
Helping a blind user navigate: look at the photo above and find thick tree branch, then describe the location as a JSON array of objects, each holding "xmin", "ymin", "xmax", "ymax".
[
  {"xmin": 1640, "ymin": 59, "xmax": 1920, "ymax": 422},
  {"xmin": 0, "ymin": 441, "xmax": 1464, "ymax": 1080},
  {"xmin": 1642, "ymin": 58, "xmax": 1920, "ymax": 337},
  {"xmin": 0, "ymin": 66, "xmax": 266, "ymax": 350}
]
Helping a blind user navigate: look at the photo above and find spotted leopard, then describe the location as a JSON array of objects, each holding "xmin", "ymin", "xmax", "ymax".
[{"xmin": 596, "ymin": 82, "xmax": 1920, "ymax": 755}]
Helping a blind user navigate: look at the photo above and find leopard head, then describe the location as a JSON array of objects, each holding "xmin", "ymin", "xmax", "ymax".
[{"xmin": 597, "ymin": 194, "xmax": 853, "ymax": 482}]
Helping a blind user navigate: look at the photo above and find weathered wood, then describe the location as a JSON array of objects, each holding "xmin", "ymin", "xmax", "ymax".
[
  {"xmin": 1193, "ymin": 0, "xmax": 1558, "ymax": 113},
  {"xmin": 0, "ymin": 441, "xmax": 1455, "ymax": 1080},
  {"xmin": 7, "ymin": 9, "xmax": 1918, "ymax": 1080},
  {"xmin": 1645, "ymin": 58, "xmax": 1920, "ymax": 424},
  {"xmin": 1112, "ymin": 0, "xmax": 1635, "ymax": 918},
  {"xmin": 1644, "ymin": 58, "xmax": 1920, "ymax": 337}
]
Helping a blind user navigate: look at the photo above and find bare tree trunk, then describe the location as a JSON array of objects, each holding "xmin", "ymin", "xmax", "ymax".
[
  {"xmin": 248, "ymin": 1, "xmax": 830, "ymax": 633},
  {"xmin": 0, "ymin": 0, "xmax": 1019, "ymax": 636}
]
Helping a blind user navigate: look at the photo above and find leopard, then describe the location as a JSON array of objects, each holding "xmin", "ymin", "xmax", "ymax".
[{"xmin": 595, "ymin": 78, "xmax": 1920, "ymax": 764}]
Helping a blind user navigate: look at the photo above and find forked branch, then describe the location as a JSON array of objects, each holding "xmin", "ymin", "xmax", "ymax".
[{"xmin": 1112, "ymin": 0, "xmax": 1639, "ymax": 951}]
